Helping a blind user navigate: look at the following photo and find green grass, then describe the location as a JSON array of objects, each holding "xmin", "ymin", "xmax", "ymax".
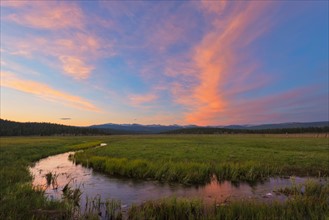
[
  {"xmin": 1, "ymin": 135, "xmax": 328, "ymax": 219},
  {"xmin": 0, "ymin": 136, "xmax": 102, "ymax": 220},
  {"xmin": 74, "ymin": 135, "xmax": 329, "ymax": 184}
]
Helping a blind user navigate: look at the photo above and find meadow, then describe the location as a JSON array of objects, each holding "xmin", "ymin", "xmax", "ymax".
[
  {"xmin": 0, "ymin": 136, "xmax": 102, "ymax": 219},
  {"xmin": 74, "ymin": 135, "xmax": 329, "ymax": 184},
  {"xmin": 0, "ymin": 135, "xmax": 328, "ymax": 219}
]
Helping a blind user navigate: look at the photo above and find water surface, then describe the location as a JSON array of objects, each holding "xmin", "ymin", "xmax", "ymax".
[{"xmin": 29, "ymin": 151, "xmax": 316, "ymax": 210}]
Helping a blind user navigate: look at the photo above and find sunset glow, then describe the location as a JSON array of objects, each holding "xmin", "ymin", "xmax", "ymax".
[{"xmin": 1, "ymin": 1, "xmax": 328, "ymax": 126}]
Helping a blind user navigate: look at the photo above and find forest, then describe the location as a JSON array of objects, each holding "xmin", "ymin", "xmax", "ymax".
[
  {"xmin": 0, "ymin": 119, "xmax": 108, "ymax": 136},
  {"xmin": 163, "ymin": 126, "xmax": 329, "ymax": 135}
]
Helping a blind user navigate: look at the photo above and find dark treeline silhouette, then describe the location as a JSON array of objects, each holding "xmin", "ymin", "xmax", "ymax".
[
  {"xmin": 0, "ymin": 119, "xmax": 111, "ymax": 136},
  {"xmin": 163, "ymin": 126, "xmax": 329, "ymax": 134}
]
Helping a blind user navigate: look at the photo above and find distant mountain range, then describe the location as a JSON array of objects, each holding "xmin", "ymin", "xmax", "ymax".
[
  {"xmin": 90, "ymin": 123, "xmax": 197, "ymax": 134},
  {"xmin": 90, "ymin": 121, "xmax": 328, "ymax": 134}
]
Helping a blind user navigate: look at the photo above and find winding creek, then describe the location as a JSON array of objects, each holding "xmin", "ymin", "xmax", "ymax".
[{"xmin": 29, "ymin": 149, "xmax": 321, "ymax": 214}]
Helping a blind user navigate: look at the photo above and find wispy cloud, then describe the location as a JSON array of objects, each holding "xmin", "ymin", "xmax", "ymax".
[
  {"xmin": 1, "ymin": 72, "xmax": 100, "ymax": 112},
  {"xmin": 0, "ymin": 1, "xmax": 29, "ymax": 8},
  {"xmin": 165, "ymin": 1, "xmax": 276, "ymax": 125},
  {"xmin": 213, "ymin": 86, "xmax": 328, "ymax": 125},
  {"xmin": 60, "ymin": 118, "xmax": 71, "ymax": 120},
  {"xmin": 59, "ymin": 56, "xmax": 93, "ymax": 80},
  {"xmin": 2, "ymin": 2, "xmax": 114, "ymax": 80},
  {"xmin": 0, "ymin": 59, "xmax": 40, "ymax": 77},
  {"xmin": 200, "ymin": 0, "xmax": 227, "ymax": 14},
  {"xmin": 146, "ymin": 10, "xmax": 192, "ymax": 53},
  {"xmin": 4, "ymin": 2, "xmax": 84, "ymax": 30},
  {"xmin": 2, "ymin": 35, "xmax": 100, "ymax": 80}
]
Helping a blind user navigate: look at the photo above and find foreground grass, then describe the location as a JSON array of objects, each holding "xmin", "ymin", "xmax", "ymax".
[
  {"xmin": 74, "ymin": 135, "xmax": 329, "ymax": 184},
  {"xmin": 1, "ymin": 135, "xmax": 328, "ymax": 219},
  {"xmin": 0, "ymin": 136, "xmax": 102, "ymax": 220},
  {"xmin": 128, "ymin": 181, "xmax": 329, "ymax": 219}
]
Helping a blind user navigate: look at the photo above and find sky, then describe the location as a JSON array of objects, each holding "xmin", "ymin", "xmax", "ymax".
[{"xmin": 0, "ymin": 1, "xmax": 328, "ymax": 126}]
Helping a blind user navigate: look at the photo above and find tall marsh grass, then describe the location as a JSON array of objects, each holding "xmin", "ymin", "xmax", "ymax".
[
  {"xmin": 74, "ymin": 153, "xmax": 283, "ymax": 184},
  {"xmin": 74, "ymin": 154, "xmax": 214, "ymax": 184},
  {"xmin": 73, "ymin": 134, "xmax": 329, "ymax": 184}
]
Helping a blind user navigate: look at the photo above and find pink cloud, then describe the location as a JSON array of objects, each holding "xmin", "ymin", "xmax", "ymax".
[
  {"xmin": 4, "ymin": 2, "xmax": 84, "ymax": 30},
  {"xmin": 2, "ymin": 2, "xmax": 114, "ymax": 81},
  {"xmin": 3, "ymin": 32, "xmax": 114, "ymax": 80},
  {"xmin": 146, "ymin": 14, "xmax": 188, "ymax": 53},
  {"xmin": 200, "ymin": 0, "xmax": 228, "ymax": 14},
  {"xmin": 59, "ymin": 56, "xmax": 93, "ymax": 80},
  {"xmin": 0, "ymin": 1, "xmax": 29, "ymax": 8},
  {"xmin": 2, "ymin": 71, "xmax": 100, "ymax": 112}
]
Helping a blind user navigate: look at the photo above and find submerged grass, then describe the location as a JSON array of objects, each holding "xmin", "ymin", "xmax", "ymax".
[
  {"xmin": 74, "ymin": 135, "xmax": 329, "ymax": 184},
  {"xmin": 82, "ymin": 195, "xmax": 122, "ymax": 220},
  {"xmin": 128, "ymin": 181, "xmax": 329, "ymax": 220}
]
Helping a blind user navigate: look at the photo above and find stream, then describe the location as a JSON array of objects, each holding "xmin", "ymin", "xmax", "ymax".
[{"xmin": 29, "ymin": 150, "xmax": 318, "ymax": 213}]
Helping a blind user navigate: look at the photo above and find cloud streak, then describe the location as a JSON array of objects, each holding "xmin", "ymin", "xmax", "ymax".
[
  {"xmin": 4, "ymin": 1, "xmax": 84, "ymax": 30},
  {"xmin": 214, "ymin": 86, "xmax": 327, "ymax": 124},
  {"xmin": 163, "ymin": 1, "xmax": 276, "ymax": 125},
  {"xmin": 1, "ymin": 72, "xmax": 100, "ymax": 112}
]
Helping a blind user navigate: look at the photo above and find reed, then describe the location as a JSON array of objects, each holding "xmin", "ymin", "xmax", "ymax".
[{"xmin": 74, "ymin": 153, "xmax": 285, "ymax": 184}]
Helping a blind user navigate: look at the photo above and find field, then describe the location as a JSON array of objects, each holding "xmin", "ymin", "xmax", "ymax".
[
  {"xmin": 0, "ymin": 135, "xmax": 328, "ymax": 219},
  {"xmin": 74, "ymin": 135, "xmax": 329, "ymax": 184},
  {"xmin": 0, "ymin": 136, "xmax": 102, "ymax": 219}
]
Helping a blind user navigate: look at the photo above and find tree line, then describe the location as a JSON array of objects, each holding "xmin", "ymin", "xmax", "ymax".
[
  {"xmin": 163, "ymin": 126, "xmax": 329, "ymax": 134},
  {"xmin": 0, "ymin": 119, "xmax": 109, "ymax": 136}
]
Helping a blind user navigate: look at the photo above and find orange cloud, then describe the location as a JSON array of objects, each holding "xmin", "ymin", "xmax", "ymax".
[
  {"xmin": 1, "ymin": 71, "xmax": 100, "ymax": 112},
  {"xmin": 55, "ymin": 33, "xmax": 106, "ymax": 56},
  {"xmin": 154, "ymin": 2, "xmax": 275, "ymax": 125},
  {"xmin": 59, "ymin": 56, "xmax": 93, "ymax": 80},
  {"xmin": 182, "ymin": 2, "xmax": 273, "ymax": 125}
]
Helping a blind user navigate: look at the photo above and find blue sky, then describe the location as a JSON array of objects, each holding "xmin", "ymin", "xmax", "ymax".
[{"xmin": 1, "ymin": 1, "xmax": 328, "ymax": 126}]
